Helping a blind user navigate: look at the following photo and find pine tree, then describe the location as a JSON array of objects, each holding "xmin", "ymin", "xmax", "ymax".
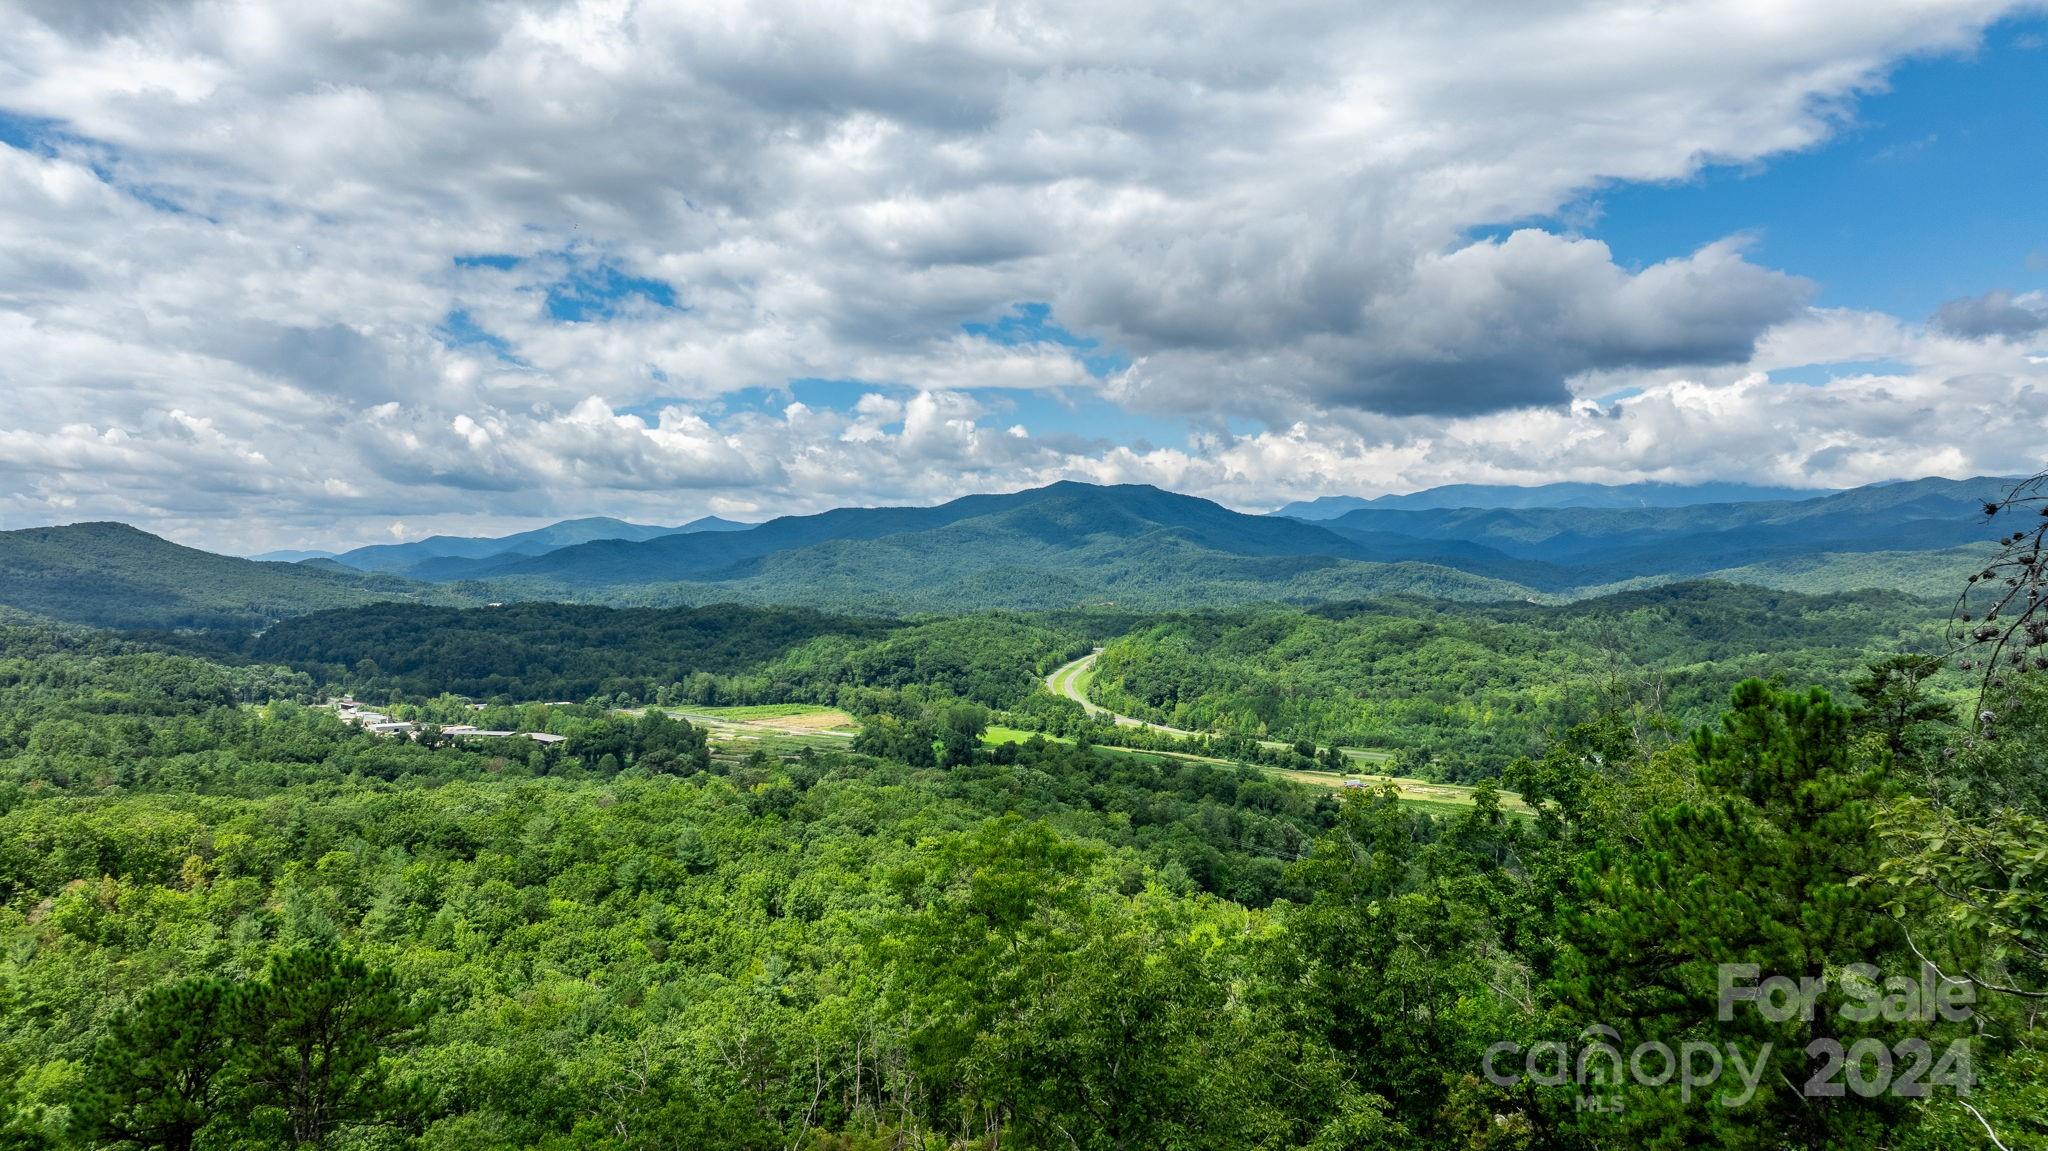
[
  {"xmin": 1560, "ymin": 680, "xmax": 1903, "ymax": 1149},
  {"xmin": 70, "ymin": 978, "xmax": 234, "ymax": 1151},
  {"xmin": 1846, "ymin": 654, "xmax": 1952, "ymax": 766},
  {"xmin": 227, "ymin": 949, "xmax": 427, "ymax": 1149}
]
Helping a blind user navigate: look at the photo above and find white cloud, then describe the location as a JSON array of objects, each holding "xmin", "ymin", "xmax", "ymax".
[{"xmin": 0, "ymin": 0, "xmax": 2037, "ymax": 549}]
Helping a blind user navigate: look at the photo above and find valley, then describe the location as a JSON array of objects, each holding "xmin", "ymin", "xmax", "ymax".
[{"xmin": 0, "ymin": 473, "xmax": 2038, "ymax": 1151}]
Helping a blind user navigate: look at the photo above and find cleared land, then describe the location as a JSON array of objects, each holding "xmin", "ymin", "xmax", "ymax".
[
  {"xmin": 1045, "ymin": 651, "xmax": 1523, "ymax": 811},
  {"xmin": 628, "ymin": 703, "xmax": 860, "ymax": 757}
]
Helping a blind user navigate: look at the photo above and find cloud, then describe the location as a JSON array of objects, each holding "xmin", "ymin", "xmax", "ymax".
[
  {"xmin": 0, "ymin": 0, "xmax": 2034, "ymax": 546},
  {"xmin": 1335, "ymin": 233, "xmax": 1810, "ymax": 415},
  {"xmin": 1931, "ymin": 289, "xmax": 2048, "ymax": 339}
]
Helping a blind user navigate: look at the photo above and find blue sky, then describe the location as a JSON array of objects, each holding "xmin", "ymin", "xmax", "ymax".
[
  {"xmin": 573, "ymin": 15, "xmax": 2048, "ymax": 443},
  {"xmin": 4, "ymin": 2, "xmax": 2046, "ymax": 549},
  {"xmin": 1587, "ymin": 18, "xmax": 2048, "ymax": 319}
]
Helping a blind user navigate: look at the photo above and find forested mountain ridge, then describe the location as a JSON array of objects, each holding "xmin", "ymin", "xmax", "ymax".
[
  {"xmin": 423, "ymin": 481, "xmax": 1375, "ymax": 584},
  {"xmin": 1273, "ymin": 478, "xmax": 1836, "ymax": 517},
  {"xmin": 391, "ymin": 477, "xmax": 2018, "ymax": 603},
  {"xmin": 329, "ymin": 513, "xmax": 748, "ymax": 575},
  {"xmin": 0, "ymin": 478, "xmax": 2013, "ymax": 627},
  {"xmin": 0, "ymin": 522, "xmax": 472, "ymax": 631},
  {"xmin": 1317, "ymin": 474, "xmax": 2017, "ymax": 589},
  {"xmin": 380, "ymin": 481, "xmax": 1526, "ymax": 610}
]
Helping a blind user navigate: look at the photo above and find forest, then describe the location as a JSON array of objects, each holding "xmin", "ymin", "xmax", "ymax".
[
  {"xmin": 164, "ymin": 581, "xmax": 1946, "ymax": 783},
  {"xmin": 0, "ymin": 521, "xmax": 2044, "ymax": 1150}
]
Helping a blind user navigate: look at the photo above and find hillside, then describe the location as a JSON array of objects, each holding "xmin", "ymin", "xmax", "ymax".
[
  {"xmin": 0, "ymin": 522, "xmax": 469, "ymax": 631},
  {"xmin": 1086, "ymin": 581, "xmax": 1950, "ymax": 775},
  {"xmin": 432, "ymin": 482, "xmax": 1526, "ymax": 610},
  {"xmin": 1273, "ymin": 479, "xmax": 1835, "ymax": 517},
  {"xmin": 330, "ymin": 513, "xmax": 749, "ymax": 574},
  {"xmin": 1317, "ymin": 475, "xmax": 2014, "ymax": 589}
]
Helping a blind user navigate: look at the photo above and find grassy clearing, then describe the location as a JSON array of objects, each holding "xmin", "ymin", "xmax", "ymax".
[
  {"xmin": 631, "ymin": 703, "xmax": 861, "ymax": 759},
  {"xmin": 661, "ymin": 705, "xmax": 858, "ymax": 734},
  {"xmin": 983, "ymin": 724, "xmax": 1048, "ymax": 746},
  {"xmin": 1265, "ymin": 766, "xmax": 1529, "ymax": 812},
  {"xmin": 678, "ymin": 703, "xmax": 853, "ymax": 723},
  {"xmin": 695, "ymin": 720, "xmax": 857, "ymax": 756},
  {"xmin": 983, "ymin": 723, "xmax": 1516, "ymax": 814}
]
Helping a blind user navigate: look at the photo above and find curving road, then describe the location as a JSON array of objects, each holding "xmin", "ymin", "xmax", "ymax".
[
  {"xmin": 1043, "ymin": 648, "xmax": 1528, "ymax": 810},
  {"xmin": 1045, "ymin": 649, "xmax": 1200, "ymax": 737}
]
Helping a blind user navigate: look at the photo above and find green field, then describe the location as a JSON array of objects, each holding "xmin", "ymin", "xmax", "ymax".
[
  {"xmin": 671, "ymin": 702, "xmax": 858, "ymax": 725},
  {"xmin": 986, "ymin": 720, "xmax": 1511, "ymax": 811}
]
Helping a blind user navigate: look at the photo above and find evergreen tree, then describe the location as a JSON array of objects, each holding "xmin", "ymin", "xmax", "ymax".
[
  {"xmin": 70, "ymin": 979, "xmax": 234, "ymax": 1151},
  {"xmin": 1560, "ymin": 680, "xmax": 1903, "ymax": 1148},
  {"xmin": 1846, "ymin": 653, "xmax": 1952, "ymax": 767},
  {"xmin": 228, "ymin": 949, "xmax": 427, "ymax": 1149}
]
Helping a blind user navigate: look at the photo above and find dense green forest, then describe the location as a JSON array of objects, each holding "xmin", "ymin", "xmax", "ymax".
[
  {"xmin": 0, "ymin": 524, "xmax": 475, "ymax": 632},
  {"xmin": 143, "ymin": 582, "xmax": 1948, "ymax": 784},
  {"xmin": 1086, "ymin": 583, "xmax": 1948, "ymax": 777},
  {"xmin": 200, "ymin": 604, "xmax": 1092, "ymax": 715},
  {"xmin": 2, "ymin": 488, "xmax": 2044, "ymax": 1149},
  {"xmin": 1, "ymin": 554, "xmax": 2045, "ymax": 1148}
]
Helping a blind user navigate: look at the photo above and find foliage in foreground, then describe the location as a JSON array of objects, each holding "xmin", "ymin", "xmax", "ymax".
[{"xmin": 1, "ymin": 614, "xmax": 2043, "ymax": 1149}]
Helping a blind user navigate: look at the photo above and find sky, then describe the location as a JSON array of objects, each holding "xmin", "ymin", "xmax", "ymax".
[{"xmin": 2, "ymin": 1, "xmax": 2046, "ymax": 553}]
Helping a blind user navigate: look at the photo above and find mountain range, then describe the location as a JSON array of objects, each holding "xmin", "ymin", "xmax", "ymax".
[
  {"xmin": 0, "ymin": 522, "xmax": 473, "ymax": 631},
  {"xmin": 323, "ymin": 514, "xmax": 748, "ymax": 575},
  {"xmin": 0, "ymin": 476, "xmax": 2019, "ymax": 630},
  {"xmin": 1311, "ymin": 475, "xmax": 2015, "ymax": 593},
  {"xmin": 1271, "ymin": 480, "xmax": 1835, "ymax": 518}
]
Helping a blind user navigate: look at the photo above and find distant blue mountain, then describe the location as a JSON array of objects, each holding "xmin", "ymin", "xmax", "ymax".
[
  {"xmin": 1316, "ymin": 475, "xmax": 2018, "ymax": 589},
  {"xmin": 248, "ymin": 548, "xmax": 337, "ymax": 562},
  {"xmin": 402, "ymin": 480, "xmax": 1522, "ymax": 608},
  {"xmin": 1, "ymin": 477, "xmax": 2022, "ymax": 621},
  {"xmin": 1273, "ymin": 481, "xmax": 1836, "ymax": 519},
  {"xmin": 383, "ymin": 475, "xmax": 2022, "ymax": 604},
  {"xmin": 330, "ymin": 514, "xmax": 750, "ymax": 575}
]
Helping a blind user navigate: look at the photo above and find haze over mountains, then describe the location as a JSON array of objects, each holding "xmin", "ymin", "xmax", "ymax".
[
  {"xmin": 0, "ymin": 522, "xmax": 472, "ymax": 631},
  {"xmin": 320, "ymin": 514, "xmax": 749, "ymax": 575},
  {"xmin": 1271, "ymin": 480, "xmax": 1836, "ymax": 518},
  {"xmin": 0, "ymin": 476, "xmax": 2019, "ymax": 630}
]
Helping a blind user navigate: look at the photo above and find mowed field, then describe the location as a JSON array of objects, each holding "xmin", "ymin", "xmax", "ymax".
[
  {"xmin": 635, "ymin": 702, "xmax": 1524, "ymax": 813},
  {"xmin": 633, "ymin": 703, "xmax": 861, "ymax": 757}
]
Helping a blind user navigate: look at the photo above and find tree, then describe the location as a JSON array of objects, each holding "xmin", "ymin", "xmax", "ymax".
[
  {"xmin": 1560, "ymin": 681, "xmax": 1902, "ymax": 1148},
  {"xmin": 1946, "ymin": 467, "xmax": 2048, "ymax": 733},
  {"xmin": 229, "ymin": 949, "xmax": 427, "ymax": 1149},
  {"xmin": 1846, "ymin": 653, "xmax": 1952, "ymax": 765},
  {"xmin": 71, "ymin": 978, "xmax": 235, "ymax": 1151}
]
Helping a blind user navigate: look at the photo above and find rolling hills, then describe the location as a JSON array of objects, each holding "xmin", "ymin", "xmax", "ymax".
[
  {"xmin": 1272, "ymin": 479, "xmax": 1835, "ymax": 517},
  {"xmin": 409, "ymin": 482, "xmax": 1528, "ymax": 610},
  {"xmin": 0, "ymin": 477, "xmax": 2017, "ymax": 626},
  {"xmin": 421, "ymin": 477, "xmax": 2007, "ymax": 608},
  {"xmin": 329, "ymin": 513, "xmax": 749, "ymax": 574},
  {"xmin": 0, "ymin": 522, "xmax": 471, "ymax": 630}
]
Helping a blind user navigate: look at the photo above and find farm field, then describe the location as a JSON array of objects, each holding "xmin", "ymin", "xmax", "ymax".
[{"xmin": 626, "ymin": 702, "xmax": 860, "ymax": 756}]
